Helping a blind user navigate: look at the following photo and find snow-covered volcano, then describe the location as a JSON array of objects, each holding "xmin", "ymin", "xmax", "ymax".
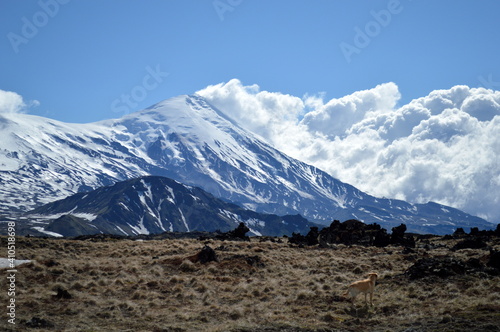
[{"xmin": 0, "ymin": 95, "xmax": 493, "ymax": 234}]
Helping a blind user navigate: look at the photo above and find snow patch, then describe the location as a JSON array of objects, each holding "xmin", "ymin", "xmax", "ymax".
[
  {"xmin": 32, "ymin": 227, "xmax": 63, "ymax": 237},
  {"xmin": 128, "ymin": 216, "xmax": 149, "ymax": 235},
  {"xmin": 0, "ymin": 258, "xmax": 31, "ymax": 269}
]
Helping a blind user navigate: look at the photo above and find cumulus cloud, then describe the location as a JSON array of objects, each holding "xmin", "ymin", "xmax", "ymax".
[
  {"xmin": 197, "ymin": 79, "xmax": 304, "ymax": 140},
  {"xmin": 197, "ymin": 79, "xmax": 500, "ymax": 223},
  {"xmin": 302, "ymin": 82, "xmax": 400, "ymax": 138},
  {"xmin": 0, "ymin": 89, "xmax": 39, "ymax": 114}
]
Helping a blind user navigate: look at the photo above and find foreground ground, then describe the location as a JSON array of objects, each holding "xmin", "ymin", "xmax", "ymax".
[{"xmin": 0, "ymin": 234, "xmax": 499, "ymax": 331}]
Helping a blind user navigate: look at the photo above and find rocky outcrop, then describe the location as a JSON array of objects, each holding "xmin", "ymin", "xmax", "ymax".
[
  {"xmin": 406, "ymin": 254, "xmax": 500, "ymax": 280},
  {"xmin": 289, "ymin": 220, "xmax": 415, "ymax": 248}
]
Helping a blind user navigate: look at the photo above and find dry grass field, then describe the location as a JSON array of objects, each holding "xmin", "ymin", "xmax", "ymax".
[{"xmin": 1, "ymin": 234, "xmax": 499, "ymax": 331}]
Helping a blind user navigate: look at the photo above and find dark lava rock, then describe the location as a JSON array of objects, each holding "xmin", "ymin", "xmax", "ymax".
[
  {"xmin": 305, "ymin": 227, "xmax": 320, "ymax": 246},
  {"xmin": 288, "ymin": 232, "xmax": 306, "ymax": 246},
  {"xmin": 487, "ymin": 249, "xmax": 500, "ymax": 270},
  {"xmin": 405, "ymin": 256, "xmax": 490, "ymax": 280},
  {"xmin": 216, "ymin": 222, "xmax": 250, "ymax": 241},
  {"xmin": 406, "ymin": 257, "xmax": 467, "ymax": 279},
  {"xmin": 236, "ymin": 254, "xmax": 264, "ymax": 267},
  {"xmin": 25, "ymin": 317, "xmax": 55, "ymax": 328},
  {"xmin": 289, "ymin": 219, "xmax": 415, "ymax": 248},
  {"xmin": 197, "ymin": 245, "xmax": 219, "ymax": 264},
  {"xmin": 452, "ymin": 237, "xmax": 489, "ymax": 251},
  {"xmin": 54, "ymin": 287, "xmax": 72, "ymax": 300},
  {"xmin": 289, "ymin": 227, "xmax": 319, "ymax": 246},
  {"xmin": 318, "ymin": 219, "xmax": 387, "ymax": 247},
  {"xmin": 391, "ymin": 224, "xmax": 416, "ymax": 248}
]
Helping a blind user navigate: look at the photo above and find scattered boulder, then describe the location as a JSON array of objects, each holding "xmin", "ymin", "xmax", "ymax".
[
  {"xmin": 305, "ymin": 227, "xmax": 320, "ymax": 246},
  {"xmin": 229, "ymin": 254, "xmax": 264, "ymax": 267},
  {"xmin": 288, "ymin": 232, "xmax": 307, "ymax": 247},
  {"xmin": 42, "ymin": 259, "xmax": 60, "ymax": 267},
  {"xmin": 373, "ymin": 229, "xmax": 391, "ymax": 247},
  {"xmin": 449, "ymin": 224, "xmax": 500, "ymax": 238},
  {"xmin": 25, "ymin": 317, "xmax": 55, "ymax": 328},
  {"xmin": 487, "ymin": 249, "xmax": 500, "ymax": 270},
  {"xmin": 289, "ymin": 227, "xmax": 319, "ymax": 246},
  {"xmin": 405, "ymin": 256, "xmax": 493, "ymax": 280},
  {"xmin": 184, "ymin": 245, "xmax": 218, "ymax": 264},
  {"xmin": 165, "ymin": 245, "xmax": 218, "ymax": 265},
  {"xmin": 452, "ymin": 237, "xmax": 488, "ymax": 251},
  {"xmin": 453, "ymin": 228, "xmax": 466, "ymax": 236},
  {"xmin": 390, "ymin": 223, "xmax": 406, "ymax": 242},
  {"xmin": 391, "ymin": 224, "xmax": 415, "ymax": 248},
  {"xmin": 470, "ymin": 227, "xmax": 480, "ymax": 236},
  {"xmin": 197, "ymin": 245, "xmax": 219, "ymax": 264},
  {"xmin": 216, "ymin": 222, "xmax": 250, "ymax": 241},
  {"xmin": 53, "ymin": 287, "xmax": 72, "ymax": 300},
  {"xmin": 406, "ymin": 257, "xmax": 468, "ymax": 280}
]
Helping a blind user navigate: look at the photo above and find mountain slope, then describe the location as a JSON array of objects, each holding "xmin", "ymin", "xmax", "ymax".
[
  {"xmin": 0, "ymin": 95, "xmax": 494, "ymax": 234},
  {"xmin": 25, "ymin": 176, "xmax": 316, "ymax": 237}
]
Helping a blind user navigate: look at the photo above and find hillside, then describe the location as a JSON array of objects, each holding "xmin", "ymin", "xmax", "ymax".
[
  {"xmin": 20, "ymin": 175, "xmax": 317, "ymax": 237},
  {"xmin": 1, "ymin": 228, "xmax": 499, "ymax": 331}
]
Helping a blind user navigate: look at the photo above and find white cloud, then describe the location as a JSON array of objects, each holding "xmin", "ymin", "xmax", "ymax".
[
  {"xmin": 198, "ymin": 79, "xmax": 500, "ymax": 223},
  {"xmin": 302, "ymin": 82, "xmax": 400, "ymax": 138},
  {"xmin": 0, "ymin": 89, "xmax": 39, "ymax": 114}
]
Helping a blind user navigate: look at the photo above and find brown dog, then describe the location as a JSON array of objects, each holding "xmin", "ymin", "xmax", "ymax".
[{"xmin": 344, "ymin": 273, "xmax": 378, "ymax": 305}]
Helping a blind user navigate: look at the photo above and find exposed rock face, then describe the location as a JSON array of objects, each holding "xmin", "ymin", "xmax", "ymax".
[{"xmin": 26, "ymin": 176, "xmax": 317, "ymax": 238}]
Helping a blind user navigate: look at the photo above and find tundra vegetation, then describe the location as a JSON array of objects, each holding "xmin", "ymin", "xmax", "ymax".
[{"xmin": 0, "ymin": 221, "xmax": 499, "ymax": 331}]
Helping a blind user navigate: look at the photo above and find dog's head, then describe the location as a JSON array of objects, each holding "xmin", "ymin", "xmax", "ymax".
[{"xmin": 367, "ymin": 273, "xmax": 378, "ymax": 280}]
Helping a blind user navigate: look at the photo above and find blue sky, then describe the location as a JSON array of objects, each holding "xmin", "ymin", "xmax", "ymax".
[
  {"xmin": 1, "ymin": 0, "xmax": 499, "ymax": 123},
  {"xmin": 1, "ymin": 1, "xmax": 499, "ymax": 223}
]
